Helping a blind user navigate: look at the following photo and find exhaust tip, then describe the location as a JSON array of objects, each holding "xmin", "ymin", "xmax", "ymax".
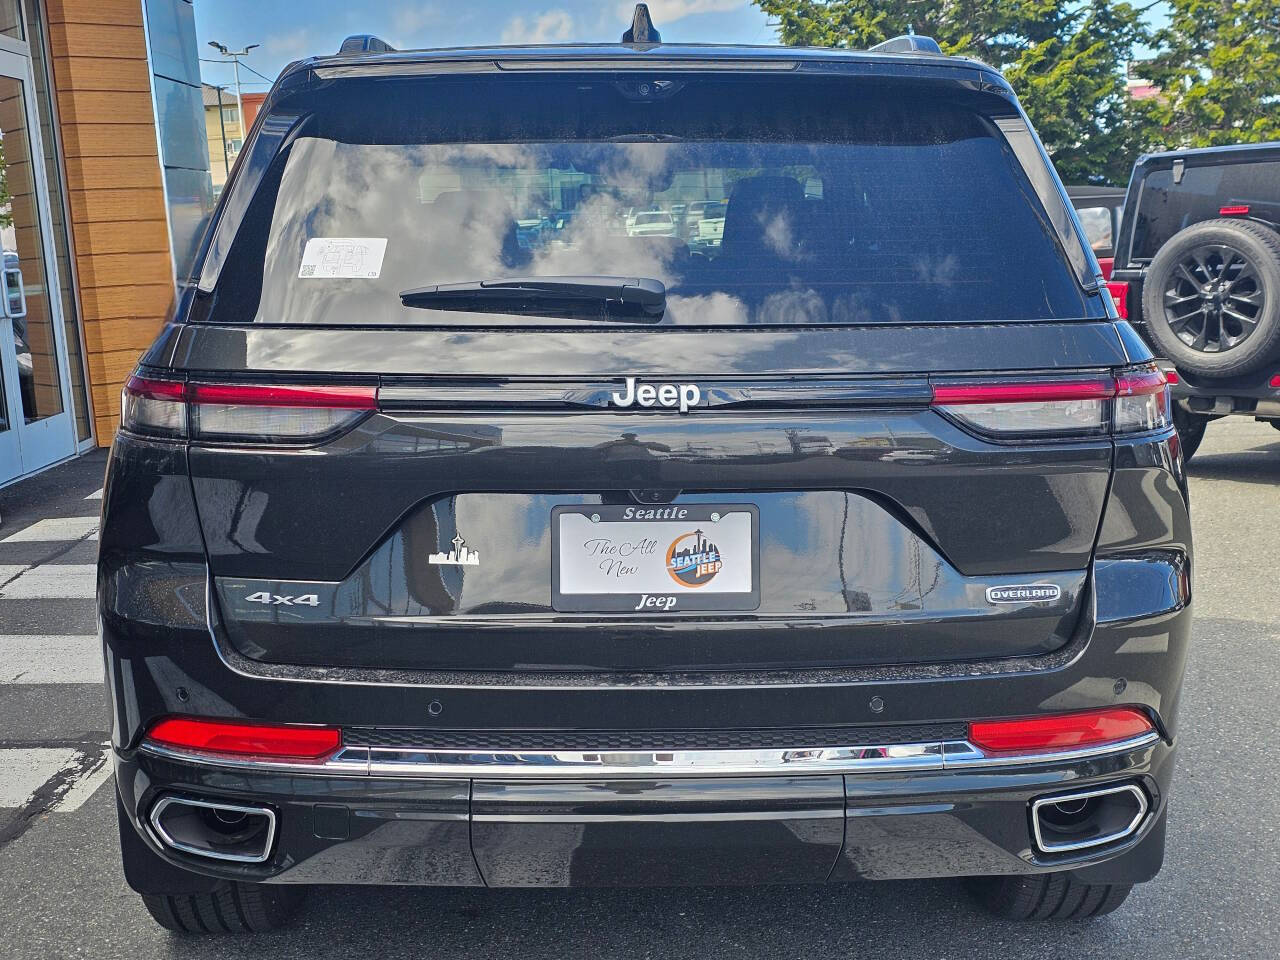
[
  {"xmin": 148, "ymin": 795, "xmax": 277, "ymax": 863},
  {"xmin": 1031, "ymin": 783, "xmax": 1149, "ymax": 854}
]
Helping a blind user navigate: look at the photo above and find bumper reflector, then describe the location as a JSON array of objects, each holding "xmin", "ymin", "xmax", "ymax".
[
  {"xmin": 145, "ymin": 717, "xmax": 342, "ymax": 761},
  {"xmin": 968, "ymin": 708, "xmax": 1154, "ymax": 754}
]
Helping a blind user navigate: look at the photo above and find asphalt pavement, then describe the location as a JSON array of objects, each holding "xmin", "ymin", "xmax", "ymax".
[{"xmin": 0, "ymin": 421, "xmax": 1277, "ymax": 959}]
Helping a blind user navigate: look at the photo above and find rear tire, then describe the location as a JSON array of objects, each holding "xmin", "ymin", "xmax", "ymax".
[
  {"xmin": 967, "ymin": 873, "xmax": 1133, "ymax": 920},
  {"xmin": 1172, "ymin": 405, "xmax": 1209, "ymax": 462},
  {"xmin": 140, "ymin": 882, "xmax": 305, "ymax": 934},
  {"xmin": 1141, "ymin": 219, "xmax": 1280, "ymax": 377}
]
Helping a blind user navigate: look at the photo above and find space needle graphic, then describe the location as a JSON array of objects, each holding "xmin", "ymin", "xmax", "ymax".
[{"xmin": 428, "ymin": 533, "xmax": 480, "ymax": 566}]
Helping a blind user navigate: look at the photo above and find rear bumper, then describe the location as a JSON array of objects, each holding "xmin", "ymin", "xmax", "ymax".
[
  {"xmin": 115, "ymin": 733, "xmax": 1173, "ymax": 889},
  {"xmin": 1154, "ymin": 361, "xmax": 1280, "ymax": 418}
]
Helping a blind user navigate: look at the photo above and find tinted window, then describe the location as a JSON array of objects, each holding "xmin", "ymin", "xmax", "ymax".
[
  {"xmin": 1133, "ymin": 159, "xmax": 1280, "ymax": 259},
  {"xmin": 211, "ymin": 77, "xmax": 1090, "ymax": 326}
]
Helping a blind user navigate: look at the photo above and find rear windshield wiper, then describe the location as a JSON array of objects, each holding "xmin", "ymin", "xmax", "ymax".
[{"xmin": 399, "ymin": 276, "xmax": 666, "ymax": 322}]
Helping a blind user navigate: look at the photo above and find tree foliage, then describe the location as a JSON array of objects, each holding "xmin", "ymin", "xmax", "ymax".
[
  {"xmin": 1144, "ymin": 0, "xmax": 1280, "ymax": 147},
  {"xmin": 754, "ymin": 0, "xmax": 1157, "ymax": 183}
]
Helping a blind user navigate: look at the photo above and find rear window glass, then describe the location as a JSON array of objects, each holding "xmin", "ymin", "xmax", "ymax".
[
  {"xmin": 1132, "ymin": 159, "xmax": 1280, "ymax": 259},
  {"xmin": 210, "ymin": 77, "xmax": 1091, "ymax": 326}
]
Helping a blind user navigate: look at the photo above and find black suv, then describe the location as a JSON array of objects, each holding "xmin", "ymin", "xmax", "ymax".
[
  {"xmin": 1112, "ymin": 141, "xmax": 1280, "ymax": 458},
  {"xmin": 101, "ymin": 11, "xmax": 1191, "ymax": 934}
]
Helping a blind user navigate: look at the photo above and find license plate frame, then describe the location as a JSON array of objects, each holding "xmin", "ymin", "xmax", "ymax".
[{"xmin": 551, "ymin": 503, "xmax": 761, "ymax": 613}]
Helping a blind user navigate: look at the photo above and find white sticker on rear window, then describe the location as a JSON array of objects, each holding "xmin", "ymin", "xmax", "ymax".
[{"xmin": 298, "ymin": 238, "xmax": 387, "ymax": 279}]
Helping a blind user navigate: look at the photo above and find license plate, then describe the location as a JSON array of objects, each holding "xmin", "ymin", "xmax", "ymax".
[{"xmin": 552, "ymin": 504, "xmax": 760, "ymax": 613}]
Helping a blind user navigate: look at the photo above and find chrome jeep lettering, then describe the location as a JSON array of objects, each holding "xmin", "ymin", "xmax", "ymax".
[
  {"xmin": 610, "ymin": 377, "xmax": 702, "ymax": 413},
  {"xmin": 633, "ymin": 593, "xmax": 677, "ymax": 611}
]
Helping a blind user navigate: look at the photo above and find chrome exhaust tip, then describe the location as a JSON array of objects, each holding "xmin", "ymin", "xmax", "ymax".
[
  {"xmin": 148, "ymin": 795, "xmax": 277, "ymax": 863},
  {"xmin": 1031, "ymin": 783, "xmax": 1149, "ymax": 854}
]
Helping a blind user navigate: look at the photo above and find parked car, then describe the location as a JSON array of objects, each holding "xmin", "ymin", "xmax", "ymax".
[
  {"xmin": 1111, "ymin": 141, "xmax": 1280, "ymax": 459},
  {"xmin": 690, "ymin": 199, "xmax": 727, "ymax": 250},
  {"xmin": 1066, "ymin": 184, "xmax": 1126, "ymax": 264},
  {"xmin": 103, "ymin": 9, "xmax": 1190, "ymax": 934},
  {"xmin": 681, "ymin": 199, "xmax": 723, "ymax": 238},
  {"xmin": 626, "ymin": 209, "xmax": 676, "ymax": 237}
]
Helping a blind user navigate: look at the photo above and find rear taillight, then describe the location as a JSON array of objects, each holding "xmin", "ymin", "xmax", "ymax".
[
  {"xmin": 1219, "ymin": 205, "xmax": 1249, "ymax": 216},
  {"xmin": 121, "ymin": 376, "xmax": 186, "ymax": 438},
  {"xmin": 1113, "ymin": 366, "xmax": 1171, "ymax": 433},
  {"xmin": 968, "ymin": 707, "xmax": 1154, "ymax": 754},
  {"xmin": 932, "ymin": 363, "xmax": 1170, "ymax": 439},
  {"xmin": 120, "ymin": 377, "xmax": 377, "ymax": 443},
  {"xmin": 145, "ymin": 716, "xmax": 342, "ymax": 761}
]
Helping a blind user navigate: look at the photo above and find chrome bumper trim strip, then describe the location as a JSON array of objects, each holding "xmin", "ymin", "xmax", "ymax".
[{"xmin": 137, "ymin": 731, "xmax": 1160, "ymax": 779}]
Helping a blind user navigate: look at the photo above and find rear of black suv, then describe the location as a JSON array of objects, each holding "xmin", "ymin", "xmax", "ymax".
[{"xmin": 100, "ymin": 40, "xmax": 1192, "ymax": 933}]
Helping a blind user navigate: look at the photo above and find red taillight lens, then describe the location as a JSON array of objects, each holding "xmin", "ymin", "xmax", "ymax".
[
  {"xmin": 968, "ymin": 707, "xmax": 1154, "ymax": 754},
  {"xmin": 932, "ymin": 376, "xmax": 1113, "ymax": 438},
  {"xmin": 119, "ymin": 376, "xmax": 377, "ymax": 443},
  {"xmin": 1219, "ymin": 205, "xmax": 1249, "ymax": 216},
  {"xmin": 1270, "ymin": 374, "xmax": 1280, "ymax": 389},
  {"xmin": 1165, "ymin": 370, "xmax": 1179, "ymax": 385},
  {"xmin": 188, "ymin": 382, "xmax": 377, "ymax": 442},
  {"xmin": 121, "ymin": 375, "xmax": 187, "ymax": 437},
  {"xmin": 932, "ymin": 364, "xmax": 1169, "ymax": 439},
  {"xmin": 1113, "ymin": 366, "xmax": 1171, "ymax": 433},
  {"xmin": 146, "ymin": 717, "xmax": 342, "ymax": 761}
]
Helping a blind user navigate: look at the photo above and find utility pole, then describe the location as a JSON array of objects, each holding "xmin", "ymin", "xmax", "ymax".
[
  {"xmin": 214, "ymin": 85, "xmax": 230, "ymax": 177},
  {"xmin": 206, "ymin": 41, "xmax": 259, "ymax": 145}
]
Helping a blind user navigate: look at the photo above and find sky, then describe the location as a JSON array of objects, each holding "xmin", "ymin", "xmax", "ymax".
[{"xmin": 194, "ymin": 1, "xmax": 777, "ymax": 94}]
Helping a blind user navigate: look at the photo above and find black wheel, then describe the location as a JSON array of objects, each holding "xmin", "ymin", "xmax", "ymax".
[
  {"xmin": 1142, "ymin": 219, "xmax": 1280, "ymax": 377},
  {"xmin": 1172, "ymin": 405, "xmax": 1208, "ymax": 462},
  {"xmin": 141, "ymin": 882, "xmax": 305, "ymax": 934},
  {"xmin": 967, "ymin": 874, "xmax": 1133, "ymax": 920}
]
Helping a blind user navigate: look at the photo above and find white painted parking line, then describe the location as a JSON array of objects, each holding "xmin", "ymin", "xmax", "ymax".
[
  {"xmin": 0, "ymin": 564, "xmax": 23, "ymax": 586},
  {"xmin": 52, "ymin": 754, "xmax": 112, "ymax": 812},
  {"xmin": 84, "ymin": 488, "xmax": 103, "ymax": 500},
  {"xmin": 1, "ymin": 516, "xmax": 98, "ymax": 542},
  {"xmin": 0, "ymin": 748, "xmax": 77, "ymax": 808},
  {"xmin": 0, "ymin": 635, "xmax": 102, "ymax": 684},
  {"xmin": 0, "ymin": 564, "xmax": 96, "ymax": 599}
]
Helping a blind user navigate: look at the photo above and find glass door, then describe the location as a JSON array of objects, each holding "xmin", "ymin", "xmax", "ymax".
[{"xmin": 0, "ymin": 43, "xmax": 75, "ymax": 484}]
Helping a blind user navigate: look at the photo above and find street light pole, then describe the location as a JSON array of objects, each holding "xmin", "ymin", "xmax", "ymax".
[{"xmin": 207, "ymin": 41, "xmax": 259, "ymax": 145}]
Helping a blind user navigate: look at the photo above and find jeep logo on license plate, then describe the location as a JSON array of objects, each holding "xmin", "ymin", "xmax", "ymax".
[{"xmin": 986, "ymin": 583, "xmax": 1062, "ymax": 604}]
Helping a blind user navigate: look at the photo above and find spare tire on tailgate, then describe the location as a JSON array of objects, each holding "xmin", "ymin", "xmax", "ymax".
[{"xmin": 1141, "ymin": 218, "xmax": 1280, "ymax": 377}]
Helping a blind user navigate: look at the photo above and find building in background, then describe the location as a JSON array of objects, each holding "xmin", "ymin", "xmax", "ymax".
[
  {"xmin": 0, "ymin": 0, "xmax": 215, "ymax": 485},
  {"xmin": 202, "ymin": 83, "xmax": 261, "ymax": 195},
  {"xmin": 202, "ymin": 81, "xmax": 239, "ymax": 193}
]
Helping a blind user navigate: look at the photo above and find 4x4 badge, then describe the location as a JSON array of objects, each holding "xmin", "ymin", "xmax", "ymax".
[
  {"xmin": 429, "ymin": 534, "xmax": 480, "ymax": 567},
  {"xmin": 986, "ymin": 584, "xmax": 1061, "ymax": 604}
]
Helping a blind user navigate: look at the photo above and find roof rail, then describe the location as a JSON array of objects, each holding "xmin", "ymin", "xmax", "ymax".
[
  {"xmin": 869, "ymin": 35, "xmax": 942, "ymax": 55},
  {"xmin": 338, "ymin": 34, "xmax": 397, "ymax": 55},
  {"xmin": 621, "ymin": 3, "xmax": 661, "ymax": 45}
]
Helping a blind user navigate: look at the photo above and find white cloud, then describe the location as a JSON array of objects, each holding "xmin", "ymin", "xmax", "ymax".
[
  {"xmin": 616, "ymin": 0, "xmax": 744, "ymax": 25},
  {"xmin": 500, "ymin": 9, "xmax": 575, "ymax": 44}
]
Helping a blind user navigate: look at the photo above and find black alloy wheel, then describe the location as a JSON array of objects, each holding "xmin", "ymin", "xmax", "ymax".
[
  {"xmin": 1162, "ymin": 243, "xmax": 1265, "ymax": 353},
  {"xmin": 1142, "ymin": 219, "xmax": 1280, "ymax": 377}
]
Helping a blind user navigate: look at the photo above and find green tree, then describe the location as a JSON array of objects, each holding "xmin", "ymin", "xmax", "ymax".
[
  {"xmin": 754, "ymin": 0, "xmax": 1156, "ymax": 183},
  {"xmin": 1144, "ymin": 0, "xmax": 1280, "ymax": 147}
]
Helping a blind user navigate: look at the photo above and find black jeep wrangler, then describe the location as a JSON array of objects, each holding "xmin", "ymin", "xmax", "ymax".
[{"xmin": 1112, "ymin": 142, "xmax": 1280, "ymax": 459}]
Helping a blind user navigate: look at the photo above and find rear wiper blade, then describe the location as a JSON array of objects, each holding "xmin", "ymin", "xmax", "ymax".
[{"xmin": 399, "ymin": 276, "xmax": 666, "ymax": 322}]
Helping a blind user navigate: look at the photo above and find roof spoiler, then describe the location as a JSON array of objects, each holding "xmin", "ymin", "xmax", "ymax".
[
  {"xmin": 869, "ymin": 35, "xmax": 942, "ymax": 55},
  {"xmin": 338, "ymin": 34, "xmax": 396, "ymax": 54}
]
